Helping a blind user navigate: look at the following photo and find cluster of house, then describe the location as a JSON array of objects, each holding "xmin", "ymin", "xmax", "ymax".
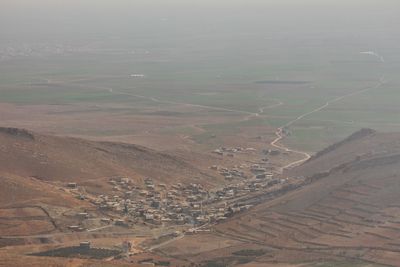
[
  {"xmin": 210, "ymin": 165, "xmax": 247, "ymax": 180},
  {"xmin": 66, "ymin": 157, "xmax": 287, "ymax": 231},
  {"xmin": 249, "ymin": 164, "xmax": 272, "ymax": 179},
  {"xmin": 66, "ymin": 173, "xmax": 284, "ymax": 232},
  {"xmin": 212, "ymin": 146, "xmax": 256, "ymax": 157},
  {"xmin": 87, "ymin": 177, "xmax": 254, "ymax": 226},
  {"xmin": 210, "ymin": 159, "xmax": 275, "ymax": 181},
  {"xmin": 211, "ymin": 176, "xmax": 282, "ymax": 202}
]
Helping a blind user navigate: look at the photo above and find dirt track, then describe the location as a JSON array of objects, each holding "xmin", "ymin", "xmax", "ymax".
[{"xmin": 270, "ymin": 78, "xmax": 385, "ymax": 172}]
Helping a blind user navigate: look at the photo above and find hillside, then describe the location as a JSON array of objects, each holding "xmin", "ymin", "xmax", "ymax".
[
  {"xmin": 159, "ymin": 129, "xmax": 400, "ymax": 266},
  {"xmin": 0, "ymin": 127, "xmax": 216, "ymax": 193},
  {"xmin": 0, "ymin": 126, "xmax": 220, "ymax": 247}
]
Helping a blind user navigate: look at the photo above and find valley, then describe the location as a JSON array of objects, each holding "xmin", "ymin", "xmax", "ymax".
[{"xmin": 1, "ymin": 2, "xmax": 400, "ymax": 266}]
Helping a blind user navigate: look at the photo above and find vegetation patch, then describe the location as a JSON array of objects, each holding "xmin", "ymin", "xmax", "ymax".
[
  {"xmin": 232, "ymin": 249, "xmax": 267, "ymax": 257},
  {"xmin": 138, "ymin": 258, "xmax": 171, "ymax": 266},
  {"xmin": 30, "ymin": 246, "xmax": 121, "ymax": 259},
  {"xmin": 201, "ymin": 255, "xmax": 261, "ymax": 267},
  {"xmin": 201, "ymin": 260, "xmax": 229, "ymax": 267}
]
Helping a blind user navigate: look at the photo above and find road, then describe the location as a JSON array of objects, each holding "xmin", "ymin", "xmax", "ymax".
[
  {"xmin": 34, "ymin": 77, "xmax": 257, "ymax": 116},
  {"xmin": 108, "ymin": 83, "xmax": 383, "ymax": 173},
  {"xmin": 148, "ymin": 233, "xmax": 185, "ymax": 251},
  {"xmin": 270, "ymin": 79, "xmax": 385, "ymax": 172},
  {"xmin": 243, "ymin": 99, "xmax": 283, "ymax": 121},
  {"xmin": 148, "ymin": 222, "xmax": 211, "ymax": 251},
  {"xmin": 36, "ymin": 75, "xmax": 383, "ymax": 172},
  {"xmin": 15, "ymin": 75, "xmax": 385, "ymax": 253},
  {"xmin": 87, "ymin": 225, "xmax": 113, "ymax": 232}
]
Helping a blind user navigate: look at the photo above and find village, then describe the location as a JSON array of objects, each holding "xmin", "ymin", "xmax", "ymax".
[{"xmin": 64, "ymin": 146, "xmax": 291, "ymax": 235}]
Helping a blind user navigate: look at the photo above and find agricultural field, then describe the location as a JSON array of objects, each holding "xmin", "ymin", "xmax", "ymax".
[
  {"xmin": 2, "ymin": 22, "xmax": 400, "ymax": 154},
  {"xmin": 2, "ymin": 3, "xmax": 400, "ymax": 267}
]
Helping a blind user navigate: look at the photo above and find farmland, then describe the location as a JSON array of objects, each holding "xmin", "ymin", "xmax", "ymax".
[
  {"xmin": 1, "ymin": 3, "xmax": 400, "ymax": 266},
  {"xmin": 2, "ymin": 30, "xmax": 400, "ymax": 154}
]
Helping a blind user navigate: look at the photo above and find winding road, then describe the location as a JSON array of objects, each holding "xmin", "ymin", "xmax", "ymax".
[
  {"xmin": 270, "ymin": 78, "xmax": 385, "ymax": 172},
  {"xmin": 110, "ymin": 83, "xmax": 383, "ymax": 173},
  {"xmin": 36, "ymin": 75, "xmax": 384, "ymax": 172}
]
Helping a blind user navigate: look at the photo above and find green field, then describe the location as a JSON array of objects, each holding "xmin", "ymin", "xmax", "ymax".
[{"xmin": 1, "ymin": 12, "xmax": 400, "ymax": 153}]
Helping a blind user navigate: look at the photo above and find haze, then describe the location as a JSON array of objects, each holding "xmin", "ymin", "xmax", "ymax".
[
  {"xmin": 1, "ymin": 1, "xmax": 400, "ymax": 266},
  {"xmin": 1, "ymin": 0, "xmax": 399, "ymax": 42}
]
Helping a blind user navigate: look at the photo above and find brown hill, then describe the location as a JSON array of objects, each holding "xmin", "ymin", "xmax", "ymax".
[
  {"xmin": 0, "ymin": 127, "xmax": 216, "ymax": 193},
  {"xmin": 0, "ymin": 173, "xmax": 83, "ymax": 208},
  {"xmin": 0, "ymin": 173, "xmax": 90, "ymax": 239},
  {"xmin": 0, "ymin": 126, "xmax": 216, "ymax": 242},
  {"xmin": 159, "ymin": 129, "xmax": 400, "ymax": 266}
]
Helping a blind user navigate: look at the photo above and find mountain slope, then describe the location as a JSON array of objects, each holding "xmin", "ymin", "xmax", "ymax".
[
  {"xmin": 0, "ymin": 127, "xmax": 216, "ymax": 192},
  {"xmin": 0, "ymin": 126, "xmax": 217, "ymax": 242},
  {"xmin": 159, "ymin": 129, "xmax": 400, "ymax": 266}
]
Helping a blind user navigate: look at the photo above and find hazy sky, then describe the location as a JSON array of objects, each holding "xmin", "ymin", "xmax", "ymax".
[
  {"xmin": 1, "ymin": 0, "xmax": 399, "ymax": 44},
  {"xmin": 2, "ymin": 0, "xmax": 400, "ymax": 8}
]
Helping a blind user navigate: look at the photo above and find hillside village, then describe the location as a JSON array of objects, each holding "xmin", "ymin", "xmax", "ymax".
[{"xmin": 64, "ymin": 147, "xmax": 291, "ymax": 234}]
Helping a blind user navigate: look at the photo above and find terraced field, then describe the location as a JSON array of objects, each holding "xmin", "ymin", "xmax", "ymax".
[{"xmin": 159, "ymin": 130, "xmax": 400, "ymax": 266}]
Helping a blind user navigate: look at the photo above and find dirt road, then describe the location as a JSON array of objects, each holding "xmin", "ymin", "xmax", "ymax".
[
  {"xmin": 270, "ymin": 78, "xmax": 385, "ymax": 172},
  {"xmin": 35, "ymin": 75, "xmax": 384, "ymax": 172}
]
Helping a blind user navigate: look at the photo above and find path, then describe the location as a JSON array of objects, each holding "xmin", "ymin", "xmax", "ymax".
[
  {"xmin": 36, "ymin": 75, "xmax": 383, "ymax": 172},
  {"xmin": 87, "ymin": 225, "xmax": 113, "ymax": 232},
  {"xmin": 270, "ymin": 78, "xmax": 385, "ymax": 172},
  {"xmin": 110, "ymin": 89, "xmax": 257, "ymax": 116},
  {"xmin": 243, "ymin": 99, "xmax": 283, "ymax": 121},
  {"xmin": 148, "ymin": 222, "xmax": 211, "ymax": 251}
]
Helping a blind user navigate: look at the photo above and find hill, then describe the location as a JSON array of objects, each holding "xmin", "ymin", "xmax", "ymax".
[
  {"xmin": 158, "ymin": 129, "xmax": 400, "ymax": 266},
  {"xmin": 0, "ymin": 127, "xmax": 216, "ymax": 194},
  {"xmin": 0, "ymin": 126, "xmax": 216, "ymax": 241}
]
